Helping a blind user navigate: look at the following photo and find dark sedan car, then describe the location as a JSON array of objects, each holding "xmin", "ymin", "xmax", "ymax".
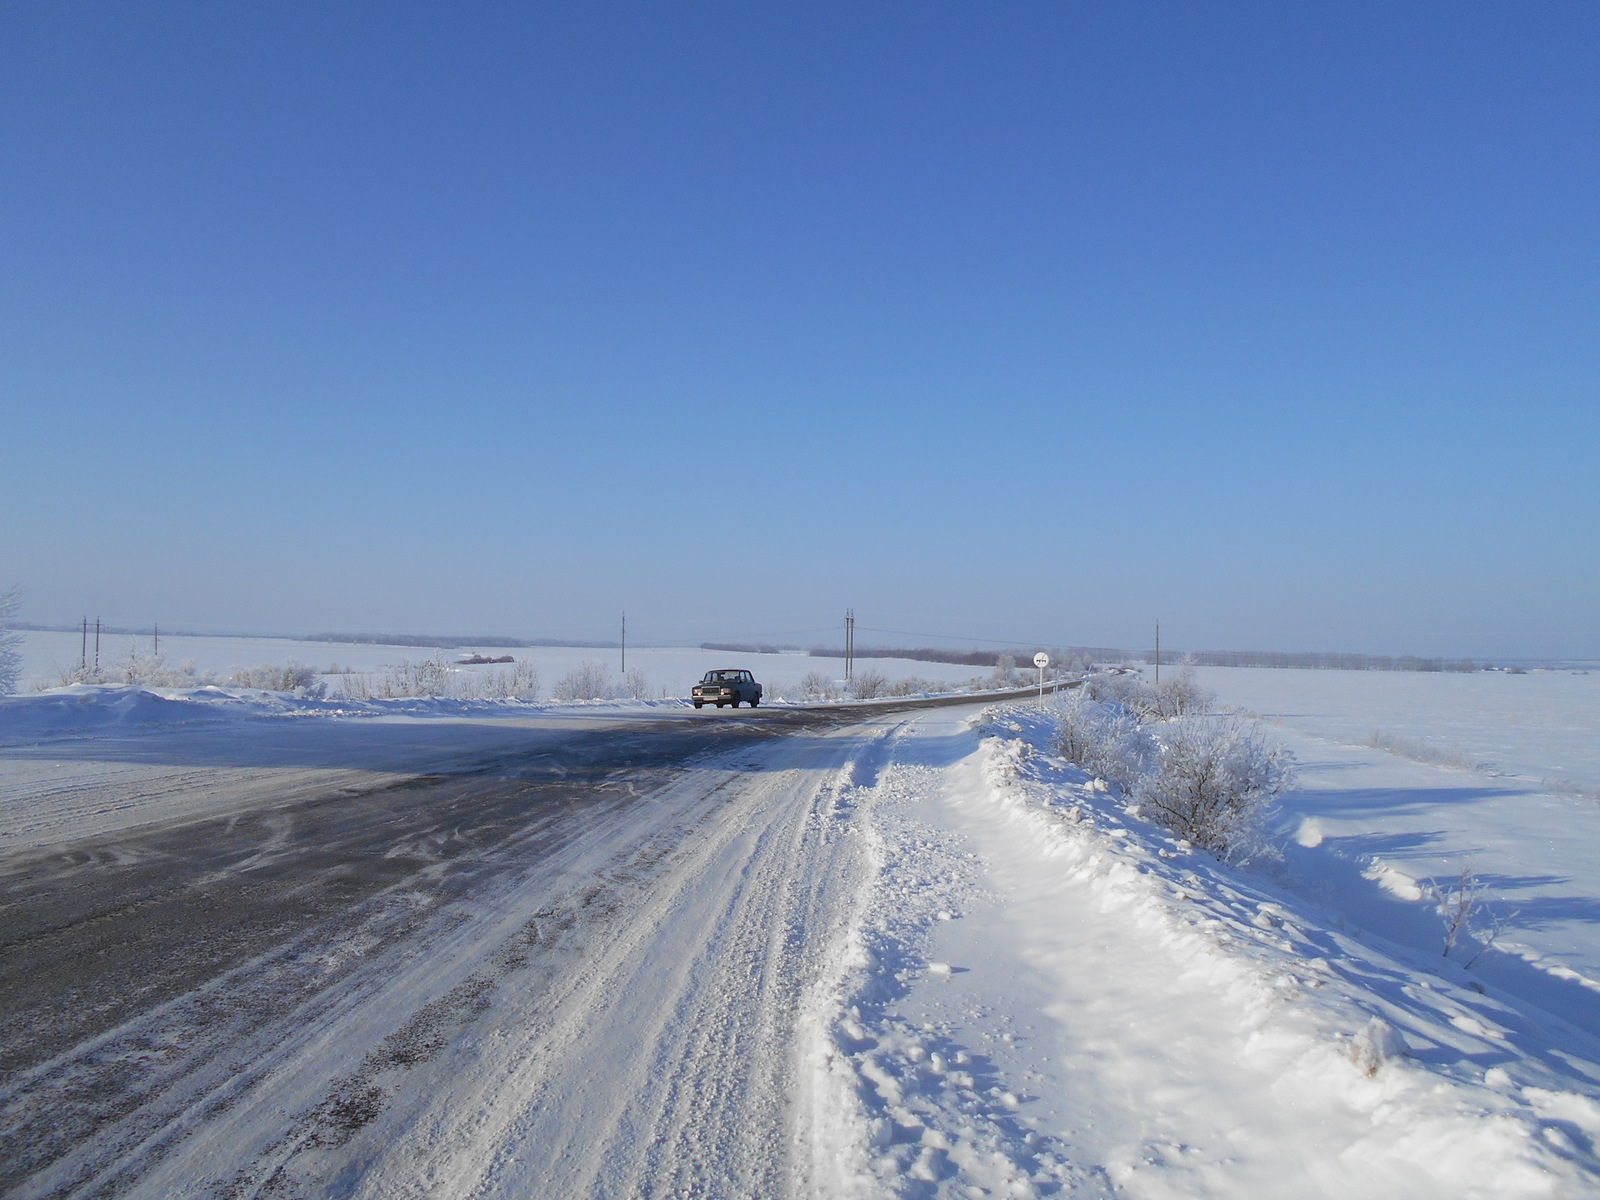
[{"xmin": 692, "ymin": 669, "xmax": 762, "ymax": 708}]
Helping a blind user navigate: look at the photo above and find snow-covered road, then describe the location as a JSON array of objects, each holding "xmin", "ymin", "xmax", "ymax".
[
  {"xmin": 4, "ymin": 691, "xmax": 1598, "ymax": 1198},
  {"xmin": 1, "ymin": 703, "xmax": 897, "ymax": 1198}
]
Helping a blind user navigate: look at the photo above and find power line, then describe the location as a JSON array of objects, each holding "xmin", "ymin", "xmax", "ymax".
[
  {"xmin": 689, "ymin": 625, "xmax": 840, "ymax": 643},
  {"xmin": 855, "ymin": 625, "xmax": 1069, "ymax": 649},
  {"xmin": 628, "ymin": 622, "xmax": 1080, "ymax": 653}
]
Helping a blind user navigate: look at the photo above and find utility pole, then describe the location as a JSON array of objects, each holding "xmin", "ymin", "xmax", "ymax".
[
  {"xmin": 154, "ymin": 623, "xmax": 159, "ymax": 657},
  {"xmin": 1154, "ymin": 621, "xmax": 1160, "ymax": 685},
  {"xmin": 844, "ymin": 609, "xmax": 854, "ymax": 682},
  {"xmin": 95, "ymin": 618, "xmax": 100, "ymax": 673},
  {"xmin": 81, "ymin": 617, "xmax": 87, "ymax": 672},
  {"xmin": 621, "ymin": 613, "xmax": 626, "ymax": 675}
]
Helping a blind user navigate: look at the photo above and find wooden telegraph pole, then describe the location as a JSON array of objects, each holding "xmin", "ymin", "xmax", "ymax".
[
  {"xmin": 1154, "ymin": 621, "xmax": 1160, "ymax": 685},
  {"xmin": 621, "ymin": 613, "xmax": 625, "ymax": 675}
]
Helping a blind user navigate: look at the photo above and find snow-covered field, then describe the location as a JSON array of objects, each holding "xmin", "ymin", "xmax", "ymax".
[
  {"xmin": 4, "ymin": 664, "xmax": 1600, "ymax": 1196},
  {"xmin": 15, "ymin": 629, "xmax": 998, "ymax": 699},
  {"xmin": 1184, "ymin": 666, "xmax": 1600, "ymax": 1083},
  {"xmin": 1191, "ymin": 664, "xmax": 1600, "ymax": 797}
]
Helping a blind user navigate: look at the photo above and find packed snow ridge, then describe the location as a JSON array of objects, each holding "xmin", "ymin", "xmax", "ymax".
[{"xmin": 796, "ymin": 703, "xmax": 1600, "ymax": 1198}]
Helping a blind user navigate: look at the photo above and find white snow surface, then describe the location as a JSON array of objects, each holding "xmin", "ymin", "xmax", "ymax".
[
  {"xmin": 796, "ymin": 704, "xmax": 1600, "ymax": 1198},
  {"xmin": 6, "ymin": 669, "xmax": 1600, "ymax": 1196},
  {"xmin": 1190, "ymin": 664, "xmax": 1600, "ymax": 796},
  {"xmin": 0, "ymin": 684, "xmax": 666, "ymax": 850},
  {"xmin": 15, "ymin": 629, "xmax": 996, "ymax": 697},
  {"xmin": 1188, "ymin": 666, "xmax": 1600, "ymax": 1046}
]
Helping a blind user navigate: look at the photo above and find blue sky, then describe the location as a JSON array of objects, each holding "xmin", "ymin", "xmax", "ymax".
[{"xmin": 2, "ymin": 3, "xmax": 1596, "ymax": 657}]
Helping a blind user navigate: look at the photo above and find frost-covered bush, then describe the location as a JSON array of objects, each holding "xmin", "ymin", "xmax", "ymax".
[
  {"xmin": 553, "ymin": 661, "xmax": 614, "ymax": 702},
  {"xmin": 1148, "ymin": 663, "xmax": 1213, "ymax": 719},
  {"xmin": 1134, "ymin": 716, "xmax": 1292, "ymax": 859},
  {"xmin": 395, "ymin": 657, "xmax": 451, "ymax": 697},
  {"xmin": 337, "ymin": 654, "xmax": 539, "ymax": 701},
  {"xmin": 1057, "ymin": 691, "xmax": 1100, "ymax": 766},
  {"xmin": 123, "ymin": 650, "xmax": 211, "ymax": 688},
  {"xmin": 1425, "ymin": 862, "xmax": 1509, "ymax": 965},
  {"xmin": 1081, "ymin": 664, "xmax": 1211, "ymax": 720},
  {"xmin": 46, "ymin": 662, "xmax": 109, "ymax": 687},
  {"xmin": 1058, "ymin": 692, "xmax": 1157, "ymax": 794},
  {"xmin": 43, "ymin": 641, "xmax": 213, "ymax": 689},
  {"xmin": 1366, "ymin": 728, "xmax": 1475, "ymax": 771},
  {"xmin": 850, "ymin": 668, "xmax": 890, "ymax": 700},
  {"xmin": 887, "ymin": 676, "xmax": 944, "ymax": 697},
  {"xmin": 338, "ymin": 655, "xmax": 451, "ymax": 700},
  {"xmin": 991, "ymin": 653, "xmax": 1017, "ymax": 688},
  {"xmin": 475, "ymin": 658, "xmax": 541, "ymax": 700},
  {"xmin": 799, "ymin": 670, "xmax": 842, "ymax": 701},
  {"xmin": 1079, "ymin": 670, "xmax": 1135, "ymax": 705},
  {"xmin": 618, "ymin": 666, "xmax": 652, "ymax": 700},
  {"xmin": 228, "ymin": 661, "xmax": 326, "ymax": 697},
  {"xmin": 1056, "ymin": 691, "xmax": 1289, "ymax": 860},
  {"xmin": 0, "ymin": 588, "xmax": 23, "ymax": 695},
  {"xmin": 1092, "ymin": 711, "xmax": 1161, "ymax": 793}
]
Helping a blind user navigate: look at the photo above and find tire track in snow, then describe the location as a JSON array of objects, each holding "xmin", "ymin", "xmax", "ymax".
[
  {"xmin": 364, "ymin": 720, "xmax": 898, "ymax": 1199},
  {"xmin": 1, "ymin": 716, "xmax": 840, "ymax": 1198}
]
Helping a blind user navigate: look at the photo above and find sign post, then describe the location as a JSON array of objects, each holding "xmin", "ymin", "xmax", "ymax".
[{"xmin": 1033, "ymin": 652, "xmax": 1050, "ymax": 705}]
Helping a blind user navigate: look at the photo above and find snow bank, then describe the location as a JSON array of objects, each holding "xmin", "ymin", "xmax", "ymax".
[
  {"xmin": 960, "ymin": 704, "xmax": 1600, "ymax": 1195},
  {"xmin": 801, "ymin": 702, "xmax": 1600, "ymax": 1197},
  {"xmin": 0, "ymin": 681, "xmax": 687, "ymax": 744}
]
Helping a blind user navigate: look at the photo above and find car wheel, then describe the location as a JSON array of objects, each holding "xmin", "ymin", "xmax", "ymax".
[
  {"xmin": 716, "ymin": 701, "xmax": 726, "ymax": 708},
  {"xmin": 749, "ymin": 695, "xmax": 760, "ymax": 708},
  {"xmin": 693, "ymin": 701, "xmax": 702, "ymax": 708},
  {"xmin": 730, "ymin": 697, "xmax": 740, "ymax": 707}
]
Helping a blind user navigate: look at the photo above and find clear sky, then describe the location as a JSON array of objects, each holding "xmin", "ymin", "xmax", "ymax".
[{"xmin": 2, "ymin": 3, "xmax": 1596, "ymax": 658}]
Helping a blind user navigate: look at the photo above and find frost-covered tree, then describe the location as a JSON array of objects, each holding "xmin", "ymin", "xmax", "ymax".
[{"xmin": 0, "ymin": 587, "xmax": 21, "ymax": 695}]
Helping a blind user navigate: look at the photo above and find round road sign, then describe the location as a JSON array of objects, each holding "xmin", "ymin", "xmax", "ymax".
[{"xmin": 1033, "ymin": 652, "xmax": 1050, "ymax": 668}]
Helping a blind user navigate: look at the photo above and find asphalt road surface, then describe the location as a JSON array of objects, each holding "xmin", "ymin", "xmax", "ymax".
[{"xmin": 0, "ymin": 697, "xmax": 1018, "ymax": 1199}]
